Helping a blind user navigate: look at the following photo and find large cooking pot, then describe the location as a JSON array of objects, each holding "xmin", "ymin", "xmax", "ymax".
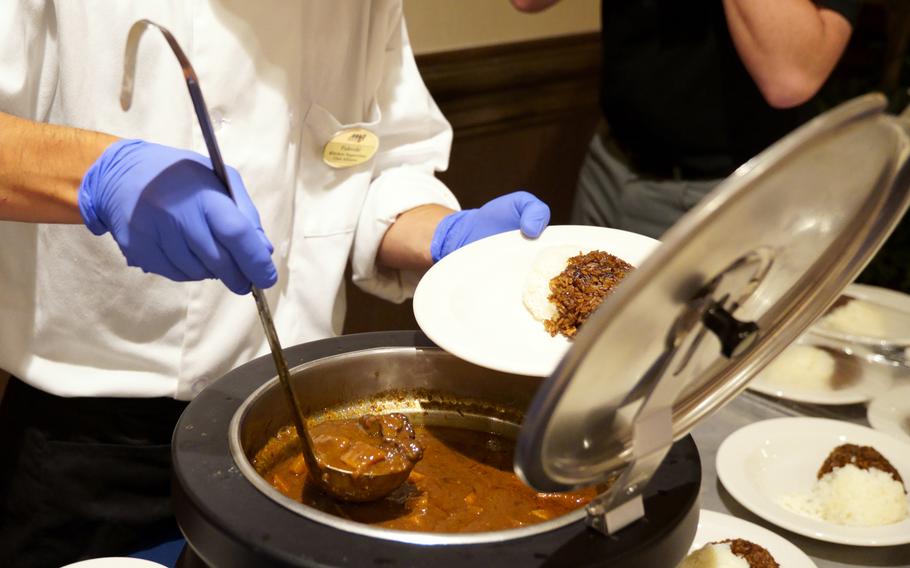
[{"xmin": 172, "ymin": 331, "xmax": 702, "ymax": 567}]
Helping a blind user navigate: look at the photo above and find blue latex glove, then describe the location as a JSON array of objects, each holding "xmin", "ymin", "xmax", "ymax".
[
  {"xmin": 430, "ymin": 191, "xmax": 551, "ymax": 262},
  {"xmin": 78, "ymin": 139, "xmax": 277, "ymax": 295}
]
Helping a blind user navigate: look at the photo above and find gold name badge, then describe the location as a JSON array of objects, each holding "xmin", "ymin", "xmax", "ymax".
[{"xmin": 322, "ymin": 128, "xmax": 379, "ymax": 169}]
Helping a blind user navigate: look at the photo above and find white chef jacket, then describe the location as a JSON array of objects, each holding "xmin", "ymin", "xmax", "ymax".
[{"xmin": 0, "ymin": 1, "xmax": 459, "ymax": 400}]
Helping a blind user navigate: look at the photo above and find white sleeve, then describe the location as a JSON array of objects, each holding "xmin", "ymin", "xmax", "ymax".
[
  {"xmin": 0, "ymin": 1, "xmax": 57, "ymax": 120},
  {"xmin": 350, "ymin": 13, "xmax": 460, "ymax": 304}
]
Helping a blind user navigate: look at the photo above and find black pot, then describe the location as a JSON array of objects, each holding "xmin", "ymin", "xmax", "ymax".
[{"xmin": 173, "ymin": 331, "xmax": 701, "ymax": 567}]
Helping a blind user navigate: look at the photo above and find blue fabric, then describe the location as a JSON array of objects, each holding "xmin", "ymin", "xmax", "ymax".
[
  {"xmin": 129, "ymin": 537, "xmax": 186, "ymax": 567},
  {"xmin": 430, "ymin": 191, "xmax": 551, "ymax": 262},
  {"xmin": 78, "ymin": 139, "xmax": 277, "ymax": 294}
]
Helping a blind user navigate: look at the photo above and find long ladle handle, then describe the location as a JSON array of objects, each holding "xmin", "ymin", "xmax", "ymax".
[{"xmin": 120, "ymin": 19, "xmax": 315, "ymax": 455}]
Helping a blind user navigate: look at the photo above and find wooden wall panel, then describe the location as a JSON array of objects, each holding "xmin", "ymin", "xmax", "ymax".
[
  {"xmin": 343, "ymin": 34, "xmax": 602, "ymax": 334},
  {"xmin": 0, "ymin": 371, "xmax": 8, "ymax": 406}
]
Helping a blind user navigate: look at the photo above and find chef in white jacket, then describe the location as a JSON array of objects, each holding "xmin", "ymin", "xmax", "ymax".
[{"xmin": 0, "ymin": 2, "xmax": 551, "ymax": 565}]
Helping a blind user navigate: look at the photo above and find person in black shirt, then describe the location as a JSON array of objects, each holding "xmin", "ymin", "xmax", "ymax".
[{"xmin": 512, "ymin": 0, "xmax": 860, "ymax": 238}]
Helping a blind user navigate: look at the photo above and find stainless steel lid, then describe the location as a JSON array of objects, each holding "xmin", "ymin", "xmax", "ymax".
[{"xmin": 515, "ymin": 94, "xmax": 910, "ymax": 534}]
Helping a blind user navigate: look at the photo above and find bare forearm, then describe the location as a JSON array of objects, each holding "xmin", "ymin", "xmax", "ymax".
[
  {"xmin": 378, "ymin": 204, "xmax": 453, "ymax": 271},
  {"xmin": 723, "ymin": 0, "xmax": 852, "ymax": 108},
  {"xmin": 0, "ymin": 111, "xmax": 117, "ymax": 223}
]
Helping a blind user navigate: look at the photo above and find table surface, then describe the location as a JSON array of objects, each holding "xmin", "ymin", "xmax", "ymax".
[{"xmin": 691, "ymin": 383, "xmax": 910, "ymax": 568}]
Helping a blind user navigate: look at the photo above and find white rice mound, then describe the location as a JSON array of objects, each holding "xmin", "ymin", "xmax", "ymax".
[
  {"xmin": 522, "ymin": 245, "xmax": 581, "ymax": 323},
  {"xmin": 760, "ymin": 344, "xmax": 836, "ymax": 390},
  {"xmin": 778, "ymin": 463, "xmax": 908, "ymax": 526},
  {"xmin": 819, "ymin": 299, "xmax": 889, "ymax": 338},
  {"xmin": 679, "ymin": 543, "xmax": 749, "ymax": 568}
]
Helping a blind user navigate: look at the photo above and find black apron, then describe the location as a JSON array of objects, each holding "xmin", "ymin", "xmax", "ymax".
[{"xmin": 0, "ymin": 377, "xmax": 187, "ymax": 568}]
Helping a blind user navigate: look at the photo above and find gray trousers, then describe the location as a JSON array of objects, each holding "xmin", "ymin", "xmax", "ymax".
[{"xmin": 571, "ymin": 130, "xmax": 723, "ymax": 239}]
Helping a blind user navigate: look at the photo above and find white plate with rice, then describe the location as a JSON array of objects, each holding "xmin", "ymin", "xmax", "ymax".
[
  {"xmin": 747, "ymin": 339, "xmax": 894, "ymax": 405},
  {"xmin": 868, "ymin": 384, "xmax": 910, "ymax": 444},
  {"xmin": 684, "ymin": 509, "xmax": 816, "ymax": 567},
  {"xmin": 716, "ymin": 417, "xmax": 910, "ymax": 546},
  {"xmin": 809, "ymin": 283, "xmax": 910, "ymax": 349},
  {"xmin": 413, "ymin": 225, "xmax": 659, "ymax": 377}
]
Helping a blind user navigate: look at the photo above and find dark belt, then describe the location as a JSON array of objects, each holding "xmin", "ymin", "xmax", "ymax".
[{"xmin": 597, "ymin": 123, "xmax": 732, "ymax": 181}]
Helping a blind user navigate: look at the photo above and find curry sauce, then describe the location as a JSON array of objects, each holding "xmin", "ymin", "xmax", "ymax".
[
  {"xmin": 256, "ymin": 423, "xmax": 597, "ymax": 533},
  {"xmin": 311, "ymin": 413, "xmax": 423, "ymax": 479}
]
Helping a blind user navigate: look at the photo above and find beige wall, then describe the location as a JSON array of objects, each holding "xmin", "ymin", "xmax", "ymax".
[{"xmin": 403, "ymin": 0, "xmax": 600, "ymax": 55}]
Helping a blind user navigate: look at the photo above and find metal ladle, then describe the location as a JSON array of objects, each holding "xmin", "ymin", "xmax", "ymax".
[{"xmin": 120, "ymin": 19, "xmax": 414, "ymax": 502}]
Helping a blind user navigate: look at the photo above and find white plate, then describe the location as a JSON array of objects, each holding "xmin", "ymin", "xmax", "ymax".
[
  {"xmin": 868, "ymin": 384, "xmax": 910, "ymax": 444},
  {"xmin": 716, "ymin": 417, "xmax": 910, "ymax": 546},
  {"xmin": 413, "ymin": 225, "xmax": 659, "ymax": 376},
  {"xmin": 62, "ymin": 559, "xmax": 167, "ymax": 568},
  {"xmin": 809, "ymin": 283, "xmax": 910, "ymax": 348},
  {"xmin": 689, "ymin": 509, "xmax": 816, "ymax": 567},
  {"xmin": 747, "ymin": 338, "xmax": 894, "ymax": 405}
]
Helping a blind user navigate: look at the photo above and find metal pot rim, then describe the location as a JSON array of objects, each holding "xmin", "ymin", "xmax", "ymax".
[{"xmin": 228, "ymin": 347, "xmax": 587, "ymax": 545}]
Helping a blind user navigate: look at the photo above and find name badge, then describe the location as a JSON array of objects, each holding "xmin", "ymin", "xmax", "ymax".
[{"xmin": 322, "ymin": 128, "xmax": 379, "ymax": 169}]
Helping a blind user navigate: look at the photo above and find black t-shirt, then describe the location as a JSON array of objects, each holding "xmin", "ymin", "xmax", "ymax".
[{"xmin": 600, "ymin": 0, "xmax": 861, "ymax": 177}]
